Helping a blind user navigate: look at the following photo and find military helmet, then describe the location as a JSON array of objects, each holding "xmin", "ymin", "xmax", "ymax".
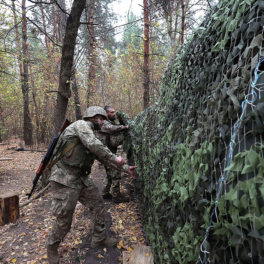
[{"xmin": 83, "ymin": 106, "xmax": 107, "ymax": 119}]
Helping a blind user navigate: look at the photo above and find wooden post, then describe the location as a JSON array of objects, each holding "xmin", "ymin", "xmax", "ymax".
[{"xmin": 0, "ymin": 192, "xmax": 20, "ymax": 226}]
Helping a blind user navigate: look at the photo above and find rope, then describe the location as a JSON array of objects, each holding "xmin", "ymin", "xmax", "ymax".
[{"xmin": 201, "ymin": 57, "xmax": 264, "ymax": 263}]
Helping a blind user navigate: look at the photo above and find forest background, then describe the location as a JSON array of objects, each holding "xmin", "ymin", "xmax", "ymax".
[{"xmin": 0, "ymin": 0, "xmax": 217, "ymax": 146}]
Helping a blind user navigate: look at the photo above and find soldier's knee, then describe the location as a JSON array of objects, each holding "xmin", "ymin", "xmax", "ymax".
[{"xmin": 51, "ymin": 192, "xmax": 76, "ymax": 218}]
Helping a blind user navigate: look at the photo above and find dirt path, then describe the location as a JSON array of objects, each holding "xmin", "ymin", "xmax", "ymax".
[{"xmin": 0, "ymin": 142, "xmax": 145, "ymax": 264}]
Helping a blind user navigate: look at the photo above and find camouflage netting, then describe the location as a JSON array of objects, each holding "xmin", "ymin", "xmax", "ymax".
[{"xmin": 117, "ymin": 0, "xmax": 264, "ymax": 263}]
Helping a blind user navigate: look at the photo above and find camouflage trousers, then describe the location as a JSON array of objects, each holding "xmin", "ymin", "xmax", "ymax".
[
  {"xmin": 46, "ymin": 180, "xmax": 107, "ymax": 247},
  {"xmin": 101, "ymin": 166, "xmax": 121, "ymax": 197}
]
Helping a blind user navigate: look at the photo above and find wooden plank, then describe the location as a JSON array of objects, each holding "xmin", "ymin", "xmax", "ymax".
[
  {"xmin": 127, "ymin": 245, "xmax": 154, "ymax": 264},
  {"xmin": 123, "ymin": 251, "xmax": 131, "ymax": 264},
  {"xmin": 0, "ymin": 192, "xmax": 20, "ymax": 226},
  {"xmin": 0, "ymin": 158, "xmax": 14, "ymax": 161}
]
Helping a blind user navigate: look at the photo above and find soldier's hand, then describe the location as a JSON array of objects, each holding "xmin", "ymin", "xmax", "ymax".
[
  {"xmin": 128, "ymin": 166, "xmax": 137, "ymax": 179},
  {"xmin": 116, "ymin": 157, "xmax": 125, "ymax": 167}
]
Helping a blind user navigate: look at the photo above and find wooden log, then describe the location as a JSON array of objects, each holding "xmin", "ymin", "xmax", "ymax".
[
  {"xmin": 0, "ymin": 192, "xmax": 19, "ymax": 226},
  {"xmin": 123, "ymin": 251, "xmax": 131, "ymax": 264},
  {"xmin": 123, "ymin": 245, "xmax": 154, "ymax": 264},
  {"xmin": 0, "ymin": 158, "xmax": 14, "ymax": 161}
]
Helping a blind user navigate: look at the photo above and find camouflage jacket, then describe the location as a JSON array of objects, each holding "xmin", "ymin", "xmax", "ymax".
[
  {"xmin": 101, "ymin": 120, "xmax": 127, "ymax": 134},
  {"xmin": 49, "ymin": 120, "xmax": 129, "ymax": 189},
  {"xmin": 96, "ymin": 120, "xmax": 127, "ymax": 152}
]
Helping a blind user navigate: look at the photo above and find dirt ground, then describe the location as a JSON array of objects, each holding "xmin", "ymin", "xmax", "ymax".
[{"xmin": 0, "ymin": 141, "xmax": 146, "ymax": 264}]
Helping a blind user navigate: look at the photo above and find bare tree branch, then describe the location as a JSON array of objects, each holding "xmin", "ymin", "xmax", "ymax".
[{"xmin": 26, "ymin": 17, "xmax": 62, "ymax": 47}]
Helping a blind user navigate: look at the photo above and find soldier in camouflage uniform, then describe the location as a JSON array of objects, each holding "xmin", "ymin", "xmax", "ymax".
[
  {"xmin": 46, "ymin": 106, "xmax": 137, "ymax": 264},
  {"xmin": 96, "ymin": 106, "xmax": 130, "ymax": 203}
]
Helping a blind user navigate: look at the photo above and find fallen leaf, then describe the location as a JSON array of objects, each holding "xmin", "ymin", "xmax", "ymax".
[
  {"xmin": 43, "ymin": 255, "xmax": 47, "ymax": 259},
  {"xmin": 128, "ymin": 247, "xmax": 133, "ymax": 251},
  {"xmin": 11, "ymin": 259, "xmax": 16, "ymax": 263},
  {"xmin": 117, "ymin": 240, "xmax": 124, "ymax": 249},
  {"xmin": 103, "ymin": 248, "xmax": 107, "ymax": 253},
  {"xmin": 98, "ymin": 254, "xmax": 104, "ymax": 258}
]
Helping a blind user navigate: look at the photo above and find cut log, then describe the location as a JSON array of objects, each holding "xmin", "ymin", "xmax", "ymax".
[
  {"xmin": 123, "ymin": 245, "xmax": 154, "ymax": 264},
  {"xmin": 0, "ymin": 192, "xmax": 20, "ymax": 226},
  {"xmin": 123, "ymin": 251, "xmax": 131, "ymax": 264},
  {"xmin": 0, "ymin": 158, "xmax": 14, "ymax": 161}
]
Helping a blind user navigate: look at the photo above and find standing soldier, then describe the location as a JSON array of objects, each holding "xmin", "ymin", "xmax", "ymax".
[
  {"xmin": 97, "ymin": 106, "xmax": 130, "ymax": 203},
  {"xmin": 46, "ymin": 106, "xmax": 136, "ymax": 264}
]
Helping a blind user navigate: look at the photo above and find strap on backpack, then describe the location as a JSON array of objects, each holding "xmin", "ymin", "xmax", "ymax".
[{"xmin": 44, "ymin": 138, "xmax": 80, "ymax": 172}]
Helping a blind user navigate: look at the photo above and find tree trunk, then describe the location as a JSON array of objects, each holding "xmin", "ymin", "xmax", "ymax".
[
  {"xmin": 71, "ymin": 69, "xmax": 82, "ymax": 120},
  {"xmin": 12, "ymin": 2, "xmax": 25, "ymax": 142},
  {"xmin": 12, "ymin": 1, "xmax": 23, "ymax": 79},
  {"xmin": 40, "ymin": 3, "xmax": 52, "ymax": 144},
  {"xmin": 40, "ymin": 3, "xmax": 50, "ymax": 55},
  {"xmin": 0, "ymin": 103, "xmax": 2, "ymax": 143},
  {"xmin": 22, "ymin": 0, "xmax": 33, "ymax": 146},
  {"xmin": 87, "ymin": 0, "xmax": 95, "ymax": 107},
  {"xmin": 27, "ymin": 49, "xmax": 40, "ymax": 145},
  {"xmin": 181, "ymin": 0, "xmax": 185, "ymax": 44},
  {"xmin": 60, "ymin": 0, "xmax": 68, "ymax": 30},
  {"xmin": 173, "ymin": 1, "xmax": 180, "ymax": 49},
  {"xmin": 143, "ymin": 0, "xmax": 150, "ymax": 109},
  {"xmin": 53, "ymin": 0, "xmax": 86, "ymax": 134},
  {"xmin": 51, "ymin": 4, "xmax": 59, "ymax": 54}
]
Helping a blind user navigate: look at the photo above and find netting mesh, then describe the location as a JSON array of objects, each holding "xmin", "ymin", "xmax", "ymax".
[{"xmin": 118, "ymin": 0, "xmax": 264, "ymax": 263}]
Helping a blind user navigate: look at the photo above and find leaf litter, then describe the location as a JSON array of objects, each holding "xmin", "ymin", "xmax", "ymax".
[{"xmin": 0, "ymin": 142, "xmax": 147, "ymax": 263}]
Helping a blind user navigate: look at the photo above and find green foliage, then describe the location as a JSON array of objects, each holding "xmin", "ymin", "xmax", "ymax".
[{"xmin": 119, "ymin": 11, "xmax": 142, "ymax": 51}]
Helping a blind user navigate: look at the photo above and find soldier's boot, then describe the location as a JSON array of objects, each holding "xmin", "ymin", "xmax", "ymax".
[
  {"xmin": 47, "ymin": 242, "xmax": 60, "ymax": 264},
  {"xmin": 102, "ymin": 181, "xmax": 111, "ymax": 199},
  {"xmin": 91, "ymin": 237, "xmax": 118, "ymax": 249},
  {"xmin": 102, "ymin": 193, "xmax": 112, "ymax": 200},
  {"xmin": 112, "ymin": 194, "xmax": 129, "ymax": 203}
]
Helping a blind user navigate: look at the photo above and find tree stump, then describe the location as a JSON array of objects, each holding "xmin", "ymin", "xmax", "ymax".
[{"xmin": 0, "ymin": 192, "xmax": 19, "ymax": 226}]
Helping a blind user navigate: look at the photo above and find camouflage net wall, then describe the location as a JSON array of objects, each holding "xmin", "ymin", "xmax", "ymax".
[{"xmin": 118, "ymin": 0, "xmax": 264, "ymax": 263}]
